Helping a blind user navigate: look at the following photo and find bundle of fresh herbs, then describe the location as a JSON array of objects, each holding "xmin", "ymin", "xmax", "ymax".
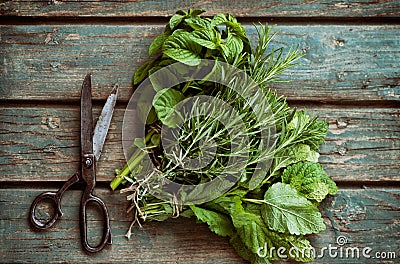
[{"xmin": 111, "ymin": 9, "xmax": 337, "ymax": 263}]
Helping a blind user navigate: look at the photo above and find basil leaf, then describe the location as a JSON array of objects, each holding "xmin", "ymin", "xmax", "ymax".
[
  {"xmin": 148, "ymin": 65, "xmax": 179, "ymax": 92},
  {"xmin": 133, "ymin": 58, "xmax": 156, "ymax": 85},
  {"xmin": 225, "ymin": 32, "xmax": 243, "ymax": 57},
  {"xmin": 149, "ymin": 32, "xmax": 170, "ymax": 56},
  {"xmin": 185, "ymin": 17, "xmax": 212, "ymax": 30},
  {"xmin": 260, "ymin": 182, "xmax": 326, "ymax": 235},
  {"xmin": 190, "ymin": 28, "xmax": 220, "ymax": 50},
  {"xmin": 211, "ymin": 13, "xmax": 228, "ymax": 26},
  {"xmin": 152, "ymin": 88, "xmax": 185, "ymax": 127},
  {"xmin": 162, "ymin": 30, "xmax": 202, "ymax": 66},
  {"xmin": 169, "ymin": 14, "xmax": 184, "ymax": 30}
]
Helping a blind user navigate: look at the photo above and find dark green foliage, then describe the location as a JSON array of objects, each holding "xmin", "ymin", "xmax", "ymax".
[{"xmin": 112, "ymin": 9, "xmax": 337, "ymax": 264}]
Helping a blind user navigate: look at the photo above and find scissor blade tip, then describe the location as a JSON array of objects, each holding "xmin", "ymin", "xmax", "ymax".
[
  {"xmin": 111, "ymin": 84, "xmax": 118, "ymax": 94},
  {"xmin": 111, "ymin": 85, "xmax": 119, "ymax": 95}
]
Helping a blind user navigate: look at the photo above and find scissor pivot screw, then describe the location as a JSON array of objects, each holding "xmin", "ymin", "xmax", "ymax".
[
  {"xmin": 83, "ymin": 154, "xmax": 94, "ymax": 168},
  {"xmin": 85, "ymin": 158, "xmax": 92, "ymax": 167}
]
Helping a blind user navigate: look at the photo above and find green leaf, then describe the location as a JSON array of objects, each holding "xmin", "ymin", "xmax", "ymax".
[
  {"xmin": 281, "ymin": 161, "xmax": 338, "ymax": 202},
  {"xmin": 225, "ymin": 32, "xmax": 243, "ymax": 58},
  {"xmin": 272, "ymin": 144, "xmax": 320, "ymax": 176},
  {"xmin": 190, "ymin": 205, "xmax": 235, "ymax": 237},
  {"xmin": 232, "ymin": 211, "xmax": 269, "ymax": 254},
  {"xmin": 148, "ymin": 32, "xmax": 170, "ymax": 56},
  {"xmin": 148, "ymin": 65, "xmax": 180, "ymax": 92},
  {"xmin": 219, "ymin": 44, "xmax": 231, "ymax": 59},
  {"xmin": 224, "ymin": 20, "xmax": 248, "ymax": 41},
  {"xmin": 133, "ymin": 58, "xmax": 156, "ymax": 85},
  {"xmin": 185, "ymin": 17, "xmax": 212, "ymax": 30},
  {"xmin": 207, "ymin": 194, "xmax": 243, "ymax": 215},
  {"xmin": 190, "ymin": 9, "xmax": 206, "ymax": 16},
  {"xmin": 211, "ymin": 13, "xmax": 228, "ymax": 26},
  {"xmin": 304, "ymin": 182, "xmax": 329, "ymax": 202},
  {"xmin": 152, "ymin": 88, "xmax": 185, "ymax": 127},
  {"xmin": 190, "ymin": 28, "xmax": 220, "ymax": 49},
  {"xmin": 230, "ymin": 234, "xmax": 272, "ymax": 264},
  {"xmin": 136, "ymin": 87, "xmax": 158, "ymax": 124},
  {"xmin": 260, "ymin": 182, "xmax": 326, "ymax": 235},
  {"xmin": 169, "ymin": 14, "xmax": 184, "ymax": 30},
  {"xmin": 264, "ymin": 230, "xmax": 314, "ymax": 262},
  {"xmin": 162, "ymin": 30, "xmax": 202, "ymax": 66}
]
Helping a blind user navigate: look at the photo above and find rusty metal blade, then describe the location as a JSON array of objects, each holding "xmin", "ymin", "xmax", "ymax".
[
  {"xmin": 93, "ymin": 83, "xmax": 118, "ymax": 161},
  {"xmin": 80, "ymin": 73, "xmax": 94, "ymax": 160}
]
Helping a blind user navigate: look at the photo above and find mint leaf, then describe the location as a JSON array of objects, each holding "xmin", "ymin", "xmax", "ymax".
[
  {"xmin": 162, "ymin": 30, "xmax": 202, "ymax": 66},
  {"xmin": 260, "ymin": 182, "xmax": 326, "ymax": 235},
  {"xmin": 190, "ymin": 205, "xmax": 234, "ymax": 237},
  {"xmin": 281, "ymin": 161, "xmax": 338, "ymax": 202},
  {"xmin": 152, "ymin": 88, "xmax": 185, "ymax": 127},
  {"xmin": 190, "ymin": 9, "xmax": 206, "ymax": 16}
]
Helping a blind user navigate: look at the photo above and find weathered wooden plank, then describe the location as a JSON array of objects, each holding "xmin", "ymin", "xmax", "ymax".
[
  {"xmin": 0, "ymin": 187, "xmax": 399, "ymax": 263},
  {"xmin": 1, "ymin": 0, "xmax": 399, "ymax": 18},
  {"xmin": 1, "ymin": 24, "xmax": 399, "ymax": 102},
  {"xmin": 1, "ymin": 105, "xmax": 399, "ymax": 182}
]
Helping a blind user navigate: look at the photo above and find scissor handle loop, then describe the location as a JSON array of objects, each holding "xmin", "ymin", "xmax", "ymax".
[
  {"xmin": 29, "ymin": 191, "xmax": 62, "ymax": 230},
  {"xmin": 80, "ymin": 193, "xmax": 112, "ymax": 253},
  {"xmin": 29, "ymin": 172, "xmax": 80, "ymax": 230}
]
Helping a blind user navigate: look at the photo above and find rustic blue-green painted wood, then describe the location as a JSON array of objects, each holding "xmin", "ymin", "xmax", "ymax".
[
  {"xmin": 1, "ymin": 2, "xmax": 399, "ymax": 263},
  {"xmin": 1, "ymin": 24, "xmax": 399, "ymax": 101},
  {"xmin": 1, "ymin": 106, "xmax": 399, "ymax": 182},
  {"xmin": 0, "ymin": 188, "xmax": 399, "ymax": 263},
  {"xmin": 1, "ymin": 0, "xmax": 399, "ymax": 17}
]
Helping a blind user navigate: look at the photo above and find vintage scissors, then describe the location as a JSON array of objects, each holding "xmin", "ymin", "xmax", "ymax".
[{"xmin": 29, "ymin": 73, "xmax": 117, "ymax": 253}]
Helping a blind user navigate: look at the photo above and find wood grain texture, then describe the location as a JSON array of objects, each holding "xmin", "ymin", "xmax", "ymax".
[
  {"xmin": 1, "ymin": 0, "xmax": 399, "ymax": 18},
  {"xmin": 1, "ymin": 24, "xmax": 399, "ymax": 102},
  {"xmin": 1, "ymin": 105, "xmax": 399, "ymax": 182},
  {"xmin": 0, "ymin": 187, "xmax": 399, "ymax": 263}
]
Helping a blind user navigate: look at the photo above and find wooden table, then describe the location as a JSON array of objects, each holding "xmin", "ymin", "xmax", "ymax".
[{"xmin": 1, "ymin": 1, "xmax": 399, "ymax": 263}]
